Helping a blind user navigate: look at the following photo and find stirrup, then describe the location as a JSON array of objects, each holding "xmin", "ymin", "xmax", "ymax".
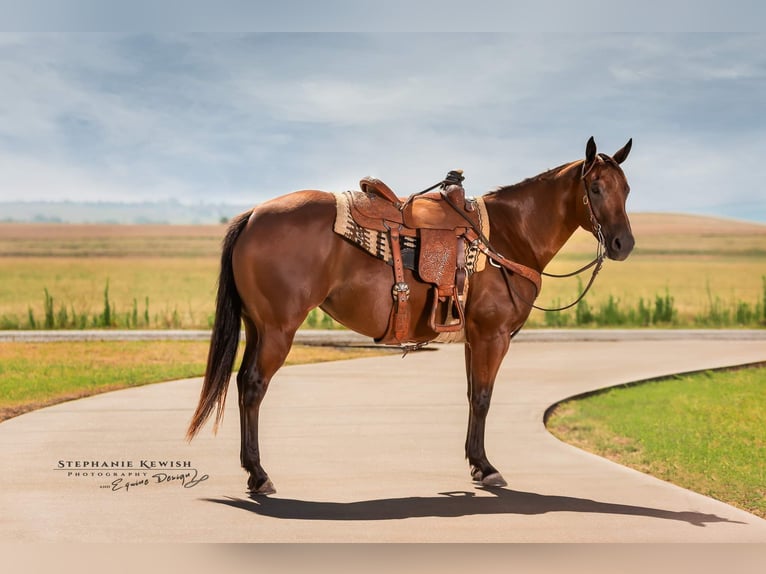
[{"xmin": 428, "ymin": 288, "xmax": 466, "ymax": 333}]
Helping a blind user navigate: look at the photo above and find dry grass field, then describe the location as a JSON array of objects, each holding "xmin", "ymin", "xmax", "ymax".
[
  {"xmin": 0, "ymin": 223, "xmax": 225, "ymax": 257},
  {"xmin": 0, "ymin": 212, "xmax": 764, "ymax": 329}
]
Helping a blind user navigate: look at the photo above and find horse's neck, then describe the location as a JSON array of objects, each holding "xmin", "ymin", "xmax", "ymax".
[{"xmin": 486, "ymin": 161, "xmax": 584, "ymax": 271}]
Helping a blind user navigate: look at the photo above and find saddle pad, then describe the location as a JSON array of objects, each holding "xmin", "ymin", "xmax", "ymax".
[{"xmin": 333, "ymin": 191, "xmax": 490, "ymax": 275}]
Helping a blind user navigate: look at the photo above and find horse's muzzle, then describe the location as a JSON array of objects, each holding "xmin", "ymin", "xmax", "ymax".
[{"xmin": 607, "ymin": 231, "xmax": 635, "ymax": 261}]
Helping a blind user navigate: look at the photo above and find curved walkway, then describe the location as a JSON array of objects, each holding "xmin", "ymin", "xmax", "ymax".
[{"xmin": 1, "ymin": 334, "xmax": 765, "ymax": 542}]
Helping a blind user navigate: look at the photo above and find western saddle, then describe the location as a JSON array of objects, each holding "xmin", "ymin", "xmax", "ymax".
[{"xmin": 347, "ymin": 170, "xmax": 482, "ymax": 346}]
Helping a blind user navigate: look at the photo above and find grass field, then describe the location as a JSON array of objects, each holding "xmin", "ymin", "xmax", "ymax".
[
  {"xmin": 0, "ymin": 340, "xmax": 389, "ymax": 421},
  {"xmin": 1, "ymin": 213, "xmax": 764, "ymax": 328},
  {"xmin": 546, "ymin": 366, "xmax": 766, "ymax": 518},
  {"xmin": 0, "ymin": 223, "xmax": 223, "ymax": 328}
]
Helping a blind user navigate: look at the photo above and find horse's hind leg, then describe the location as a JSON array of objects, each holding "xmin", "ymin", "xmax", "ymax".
[{"xmin": 237, "ymin": 316, "xmax": 293, "ymax": 495}]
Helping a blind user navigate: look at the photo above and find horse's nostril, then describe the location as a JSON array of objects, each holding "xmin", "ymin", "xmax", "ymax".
[{"xmin": 609, "ymin": 234, "xmax": 635, "ymax": 260}]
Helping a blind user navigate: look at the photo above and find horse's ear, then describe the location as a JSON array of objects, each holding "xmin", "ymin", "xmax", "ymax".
[
  {"xmin": 612, "ymin": 138, "xmax": 633, "ymax": 164},
  {"xmin": 584, "ymin": 136, "xmax": 597, "ymax": 171}
]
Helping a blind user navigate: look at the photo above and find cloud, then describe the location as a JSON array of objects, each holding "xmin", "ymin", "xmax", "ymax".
[
  {"xmin": 0, "ymin": 150, "xmax": 189, "ymax": 203},
  {"xmin": 0, "ymin": 33, "xmax": 764, "ymax": 222}
]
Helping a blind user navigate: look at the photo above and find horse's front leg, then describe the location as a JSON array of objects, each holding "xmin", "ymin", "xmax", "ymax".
[{"xmin": 464, "ymin": 334, "xmax": 511, "ymax": 487}]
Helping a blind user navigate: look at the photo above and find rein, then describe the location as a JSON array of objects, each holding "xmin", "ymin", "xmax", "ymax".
[{"xmin": 498, "ymin": 242, "xmax": 605, "ymax": 312}]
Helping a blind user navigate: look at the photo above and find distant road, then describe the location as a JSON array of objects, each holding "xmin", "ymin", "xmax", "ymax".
[{"xmin": 2, "ymin": 329, "xmax": 765, "ymax": 345}]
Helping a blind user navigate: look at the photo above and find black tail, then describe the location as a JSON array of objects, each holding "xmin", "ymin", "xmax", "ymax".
[{"xmin": 186, "ymin": 210, "xmax": 253, "ymax": 440}]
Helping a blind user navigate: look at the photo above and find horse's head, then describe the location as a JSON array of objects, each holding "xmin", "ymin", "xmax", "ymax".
[{"xmin": 580, "ymin": 137, "xmax": 635, "ymax": 261}]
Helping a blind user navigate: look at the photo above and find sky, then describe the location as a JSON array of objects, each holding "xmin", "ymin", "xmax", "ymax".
[{"xmin": 0, "ymin": 33, "xmax": 764, "ymax": 221}]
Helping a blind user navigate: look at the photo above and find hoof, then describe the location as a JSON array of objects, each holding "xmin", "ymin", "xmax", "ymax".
[
  {"xmin": 248, "ymin": 477, "xmax": 277, "ymax": 496},
  {"xmin": 481, "ymin": 472, "xmax": 507, "ymax": 487}
]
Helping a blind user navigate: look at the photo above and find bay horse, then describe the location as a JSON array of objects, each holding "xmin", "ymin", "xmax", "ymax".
[{"xmin": 187, "ymin": 137, "xmax": 635, "ymax": 495}]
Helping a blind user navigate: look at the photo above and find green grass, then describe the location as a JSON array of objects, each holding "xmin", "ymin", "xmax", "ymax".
[
  {"xmin": 0, "ymin": 340, "xmax": 388, "ymax": 421},
  {"xmin": 546, "ymin": 366, "xmax": 766, "ymax": 518}
]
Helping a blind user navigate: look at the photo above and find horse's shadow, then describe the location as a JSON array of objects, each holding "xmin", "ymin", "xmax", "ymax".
[{"xmin": 202, "ymin": 486, "xmax": 743, "ymax": 528}]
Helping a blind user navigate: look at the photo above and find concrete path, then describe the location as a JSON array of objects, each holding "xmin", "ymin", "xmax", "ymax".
[
  {"xmin": 2, "ymin": 327, "xmax": 765, "ymax": 344},
  {"xmin": 1, "ymin": 336, "xmax": 765, "ymax": 542}
]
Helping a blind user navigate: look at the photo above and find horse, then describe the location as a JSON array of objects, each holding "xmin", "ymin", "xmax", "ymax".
[{"xmin": 186, "ymin": 137, "xmax": 635, "ymax": 495}]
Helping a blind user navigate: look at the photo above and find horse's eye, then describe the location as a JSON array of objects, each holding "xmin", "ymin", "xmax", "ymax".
[{"xmin": 590, "ymin": 182, "xmax": 601, "ymax": 195}]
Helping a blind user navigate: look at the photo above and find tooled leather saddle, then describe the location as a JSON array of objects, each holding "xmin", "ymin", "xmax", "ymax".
[{"xmin": 339, "ymin": 170, "xmax": 482, "ymax": 346}]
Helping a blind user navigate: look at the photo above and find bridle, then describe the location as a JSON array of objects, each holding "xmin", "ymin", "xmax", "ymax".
[{"xmin": 579, "ymin": 154, "xmax": 609, "ymax": 255}]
